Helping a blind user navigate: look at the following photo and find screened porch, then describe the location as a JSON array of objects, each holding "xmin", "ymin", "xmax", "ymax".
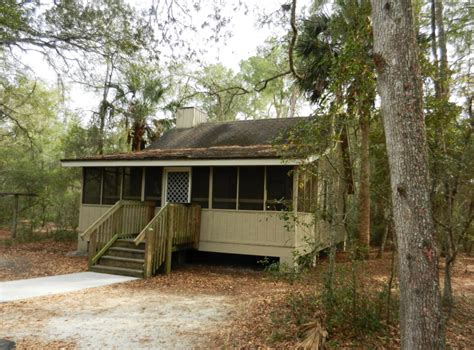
[{"xmin": 78, "ymin": 165, "xmax": 322, "ymax": 264}]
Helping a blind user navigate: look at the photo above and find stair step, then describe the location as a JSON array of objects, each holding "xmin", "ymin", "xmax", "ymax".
[
  {"xmin": 114, "ymin": 239, "xmax": 146, "ymax": 249},
  {"xmin": 116, "ymin": 238, "xmax": 145, "ymax": 243},
  {"xmin": 108, "ymin": 247, "xmax": 145, "ymax": 259},
  {"xmin": 90, "ymin": 264, "xmax": 143, "ymax": 278},
  {"xmin": 101, "ymin": 255, "xmax": 144, "ymax": 263},
  {"xmin": 100, "ymin": 255, "xmax": 144, "ymax": 269}
]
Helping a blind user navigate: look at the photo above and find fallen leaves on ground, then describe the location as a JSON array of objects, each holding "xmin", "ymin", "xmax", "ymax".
[
  {"xmin": 0, "ymin": 236, "xmax": 472, "ymax": 349},
  {"xmin": 0, "ymin": 236, "xmax": 87, "ymax": 281}
]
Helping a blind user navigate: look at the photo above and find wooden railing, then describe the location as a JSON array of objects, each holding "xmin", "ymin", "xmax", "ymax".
[
  {"xmin": 81, "ymin": 200, "xmax": 155, "ymax": 267},
  {"xmin": 136, "ymin": 203, "xmax": 201, "ymax": 278}
]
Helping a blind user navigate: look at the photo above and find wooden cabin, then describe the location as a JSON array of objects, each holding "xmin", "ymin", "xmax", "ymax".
[{"xmin": 61, "ymin": 108, "xmax": 346, "ymax": 277}]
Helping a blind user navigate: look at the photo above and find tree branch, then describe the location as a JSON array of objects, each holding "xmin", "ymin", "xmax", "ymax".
[{"xmin": 289, "ymin": 0, "xmax": 304, "ymax": 80}]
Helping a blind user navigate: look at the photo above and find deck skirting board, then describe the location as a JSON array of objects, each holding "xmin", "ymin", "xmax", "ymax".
[{"xmin": 198, "ymin": 240, "xmax": 294, "ymax": 258}]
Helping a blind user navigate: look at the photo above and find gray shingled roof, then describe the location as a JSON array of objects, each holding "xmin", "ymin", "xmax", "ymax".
[
  {"xmin": 147, "ymin": 117, "xmax": 309, "ymax": 150},
  {"xmin": 62, "ymin": 117, "xmax": 309, "ymax": 162}
]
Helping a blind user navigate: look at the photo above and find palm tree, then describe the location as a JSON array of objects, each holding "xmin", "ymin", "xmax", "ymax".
[
  {"xmin": 294, "ymin": 0, "xmax": 375, "ymax": 256},
  {"xmin": 119, "ymin": 63, "xmax": 166, "ymax": 151}
]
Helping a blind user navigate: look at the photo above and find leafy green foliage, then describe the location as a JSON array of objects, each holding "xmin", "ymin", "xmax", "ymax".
[
  {"xmin": 175, "ymin": 40, "xmax": 300, "ymax": 121},
  {"xmin": 0, "ymin": 76, "xmax": 81, "ymax": 234}
]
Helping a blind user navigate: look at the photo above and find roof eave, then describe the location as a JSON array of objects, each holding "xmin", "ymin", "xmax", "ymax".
[{"xmin": 60, "ymin": 157, "xmax": 311, "ymax": 167}]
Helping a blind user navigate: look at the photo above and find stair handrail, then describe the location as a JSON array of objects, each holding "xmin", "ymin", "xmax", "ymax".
[
  {"xmin": 134, "ymin": 203, "xmax": 169, "ymax": 246},
  {"xmin": 80, "ymin": 200, "xmax": 124, "ymax": 240},
  {"xmin": 90, "ymin": 233, "xmax": 120, "ymax": 265}
]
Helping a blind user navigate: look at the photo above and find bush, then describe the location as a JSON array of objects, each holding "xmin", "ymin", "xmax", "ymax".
[
  {"xmin": 321, "ymin": 263, "xmax": 398, "ymax": 336},
  {"xmin": 266, "ymin": 261, "xmax": 399, "ymax": 347},
  {"xmin": 259, "ymin": 257, "xmax": 300, "ymax": 283}
]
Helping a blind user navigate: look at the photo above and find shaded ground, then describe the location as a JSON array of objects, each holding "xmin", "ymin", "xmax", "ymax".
[
  {"xmin": 0, "ymin": 230, "xmax": 87, "ymax": 281},
  {"xmin": 1, "ymin": 233, "xmax": 473, "ymax": 349}
]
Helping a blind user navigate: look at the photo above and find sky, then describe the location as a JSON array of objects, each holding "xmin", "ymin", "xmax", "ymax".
[{"xmin": 20, "ymin": 0, "xmax": 313, "ymax": 121}]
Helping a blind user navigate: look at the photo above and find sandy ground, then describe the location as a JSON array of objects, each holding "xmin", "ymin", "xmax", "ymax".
[
  {"xmin": 1, "ymin": 232, "xmax": 472, "ymax": 349},
  {"xmin": 0, "ymin": 281, "xmax": 237, "ymax": 349}
]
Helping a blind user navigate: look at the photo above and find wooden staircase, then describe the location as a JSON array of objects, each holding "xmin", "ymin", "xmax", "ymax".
[
  {"xmin": 81, "ymin": 201, "xmax": 201, "ymax": 278},
  {"xmin": 90, "ymin": 238, "xmax": 145, "ymax": 278}
]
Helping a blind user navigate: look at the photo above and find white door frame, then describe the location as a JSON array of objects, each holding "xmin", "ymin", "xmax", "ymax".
[{"xmin": 162, "ymin": 167, "xmax": 192, "ymax": 204}]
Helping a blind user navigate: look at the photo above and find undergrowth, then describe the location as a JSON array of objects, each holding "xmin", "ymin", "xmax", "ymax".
[
  {"xmin": 1, "ymin": 228, "xmax": 77, "ymax": 245},
  {"xmin": 266, "ymin": 260, "xmax": 399, "ymax": 347}
]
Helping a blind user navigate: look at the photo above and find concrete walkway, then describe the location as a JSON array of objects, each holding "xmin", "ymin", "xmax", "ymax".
[{"xmin": 0, "ymin": 272, "xmax": 137, "ymax": 303}]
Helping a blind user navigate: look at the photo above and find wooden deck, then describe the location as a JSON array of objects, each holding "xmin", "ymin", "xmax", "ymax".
[{"xmin": 80, "ymin": 200, "xmax": 201, "ymax": 278}]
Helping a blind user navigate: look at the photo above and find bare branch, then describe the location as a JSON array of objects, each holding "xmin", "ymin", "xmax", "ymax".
[{"xmin": 289, "ymin": 0, "xmax": 304, "ymax": 80}]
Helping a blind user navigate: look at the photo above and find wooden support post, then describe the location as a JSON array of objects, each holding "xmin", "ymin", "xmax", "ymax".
[
  {"xmin": 11, "ymin": 194, "xmax": 19, "ymax": 239},
  {"xmin": 88, "ymin": 233, "xmax": 97, "ymax": 268},
  {"xmin": 165, "ymin": 205, "xmax": 174, "ymax": 275},
  {"xmin": 193, "ymin": 205, "xmax": 201, "ymax": 249},
  {"xmin": 144, "ymin": 228, "xmax": 154, "ymax": 278}
]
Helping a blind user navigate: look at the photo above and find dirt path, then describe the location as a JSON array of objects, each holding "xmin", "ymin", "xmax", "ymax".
[
  {"xmin": 0, "ymin": 264, "xmax": 293, "ymax": 349},
  {"xmin": 1, "ymin": 284, "xmax": 236, "ymax": 349}
]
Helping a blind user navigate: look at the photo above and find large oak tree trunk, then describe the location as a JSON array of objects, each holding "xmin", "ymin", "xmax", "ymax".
[{"xmin": 370, "ymin": 1, "xmax": 445, "ymax": 348}]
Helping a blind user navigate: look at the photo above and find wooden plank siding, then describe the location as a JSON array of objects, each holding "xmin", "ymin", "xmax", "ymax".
[{"xmin": 79, "ymin": 205, "xmax": 112, "ymax": 232}]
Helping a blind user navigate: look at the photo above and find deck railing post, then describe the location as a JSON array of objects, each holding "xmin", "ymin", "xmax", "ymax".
[
  {"xmin": 193, "ymin": 205, "xmax": 201, "ymax": 249},
  {"xmin": 144, "ymin": 227, "xmax": 155, "ymax": 278},
  {"xmin": 165, "ymin": 205, "xmax": 174, "ymax": 275}
]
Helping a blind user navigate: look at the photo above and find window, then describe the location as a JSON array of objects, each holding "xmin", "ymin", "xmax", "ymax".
[
  {"xmin": 102, "ymin": 167, "xmax": 122, "ymax": 205},
  {"xmin": 191, "ymin": 167, "xmax": 209, "ymax": 208},
  {"xmin": 144, "ymin": 167, "xmax": 163, "ymax": 206},
  {"xmin": 238, "ymin": 166, "xmax": 264, "ymax": 210},
  {"xmin": 82, "ymin": 168, "xmax": 102, "ymax": 204},
  {"xmin": 266, "ymin": 166, "xmax": 293, "ymax": 211},
  {"xmin": 297, "ymin": 171, "xmax": 318, "ymax": 213},
  {"xmin": 122, "ymin": 167, "xmax": 143, "ymax": 200},
  {"xmin": 212, "ymin": 166, "xmax": 237, "ymax": 209}
]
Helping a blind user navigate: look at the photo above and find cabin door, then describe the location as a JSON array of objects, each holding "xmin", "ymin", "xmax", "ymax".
[{"xmin": 164, "ymin": 167, "xmax": 191, "ymax": 204}]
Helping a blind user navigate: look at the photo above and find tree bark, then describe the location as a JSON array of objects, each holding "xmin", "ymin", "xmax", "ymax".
[{"xmin": 371, "ymin": 1, "xmax": 445, "ymax": 348}]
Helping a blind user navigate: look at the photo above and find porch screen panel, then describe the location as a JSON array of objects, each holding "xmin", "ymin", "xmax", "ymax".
[
  {"xmin": 144, "ymin": 167, "xmax": 162, "ymax": 206},
  {"xmin": 122, "ymin": 167, "xmax": 143, "ymax": 200},
  {"xmin": 212, "ymin": 166, "xmax": 237, "ymax": 209},
  {"xmin": 82, "ymin": 167, "xmax": 102, "ymax": 204},
  {"xmin": 191, "ymin": 167, "xmax": 209, "ymax": 208},
  {"xmin": 238, "ymin": 166, "xmax": 264, "ymax": 210},
  {"xmin": 102, "ymin": 167, "xmax": 122, "ymax": 205},
  {"xmin": 266, "ymin": 166, "xmax": 293, "ymax": 211}
]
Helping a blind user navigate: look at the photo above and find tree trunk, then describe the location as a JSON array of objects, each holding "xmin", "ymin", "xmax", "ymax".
[
  {"xmin": 357, "ymin": 112, "xmax": 371, "ymax": 253},
  {"xmin": 435, "ymin": 0, "xmax": 449, "ymax": 99},
  {"xmin": 131, "ymin": 121, "xmax": 146, "ymax": 151},
  {"xmin": 377, "ymin": 214, "xmax": 391, "ymax": 259},
  {"xmin": 371, "ymin": 1, "xmax": 445, "ymax": 348},
  {"xmin": 340, "ymin": 124, "xmax": 354, "ymax": 194},
  {"xmin": 430, "ymin": 0, "xmax": 440, "ymax": 94},
  {"xmin": 97, "ymin": 60, "xmax": 114, "ymax": 155},
  {"xmin": 433, "ymin": 0, "xmax": 455, "ymax": 312},
  {"xmin": 97, "ymin": 101, "xmax": 106, "ymax": 155},
  {"xmin": 11, "ymin": 194, "xmax": 19, "ymax": 239}
]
